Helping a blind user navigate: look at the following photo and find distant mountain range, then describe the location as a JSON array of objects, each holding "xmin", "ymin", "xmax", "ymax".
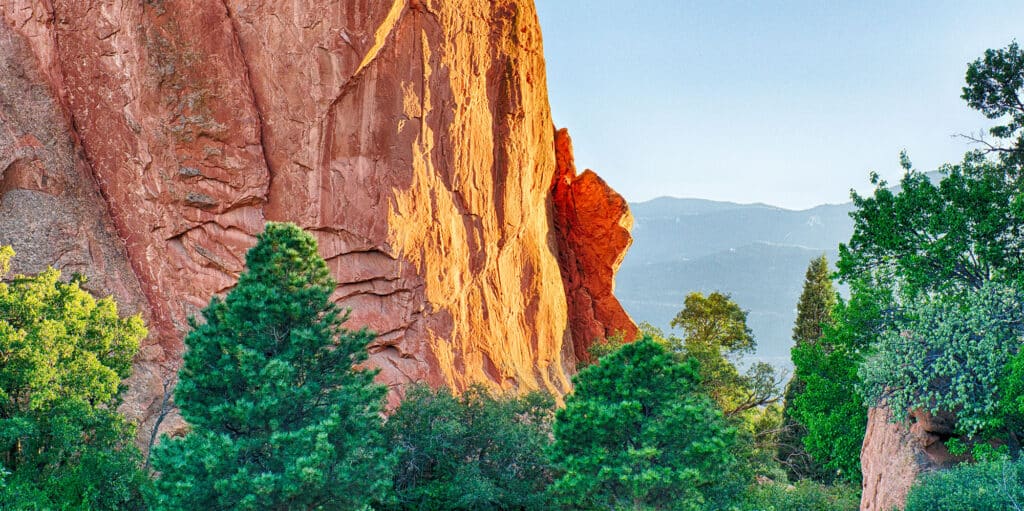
[{"xmin": 615, "ymin": 197, "xmax": 855, "ymax": 368}]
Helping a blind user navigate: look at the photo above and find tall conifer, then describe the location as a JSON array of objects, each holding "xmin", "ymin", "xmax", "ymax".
[
  {"xmin": 779, "ymin": 255, "xmax": 836, "ymax": 481},
  {"xmin": 149, "ymin": 222, "xmax": 393, "ymax": 510}
]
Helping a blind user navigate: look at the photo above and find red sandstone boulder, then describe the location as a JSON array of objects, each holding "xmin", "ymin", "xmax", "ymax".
[{"xmin": 860, "ymin": 406, "xmax": 962, "ymax": 511}]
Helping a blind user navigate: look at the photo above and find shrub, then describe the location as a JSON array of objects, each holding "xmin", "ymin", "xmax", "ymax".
[
  {"xmin": 905, "ymin": 458, "xmax": 1024, "ymax": 511},
  {"xmin": 741, "ymin": 480, "xmax": 860, "ymax": 511}
]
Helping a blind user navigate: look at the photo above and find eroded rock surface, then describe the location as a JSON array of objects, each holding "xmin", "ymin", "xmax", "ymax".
[
  {"xmin": 551, "ymin": 128, "xmax": 638, "ymax": 360},
  {"xmin": 860, "ymin": 406, "xmax": 961, "ymax": 511},
  {"xmin": 0, "ymin": 0, "xmax": 635, "ymax": 441}
]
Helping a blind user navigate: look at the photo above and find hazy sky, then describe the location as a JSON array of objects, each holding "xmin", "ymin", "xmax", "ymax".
[{"xmin": 536, "ymin": 1, "xmax": 1024, "ymax": 209}]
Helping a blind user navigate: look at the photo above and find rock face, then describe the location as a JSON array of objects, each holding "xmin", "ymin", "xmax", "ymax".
[
  {"xmin": 551, "ymin": 128, "xmax": 638, "ymax": 360},
  {"xmin": 860, "ymin": 406, "xmax": 962, "ymax": 511},
  {"xmin": 0, "ymin": 1, "xmax": 634, "ymax": 441}
]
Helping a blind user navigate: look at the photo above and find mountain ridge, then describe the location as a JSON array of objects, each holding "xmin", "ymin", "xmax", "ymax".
[{"xmin": 617, "ymin": 195, "xmax": 856, "ymax": 364}]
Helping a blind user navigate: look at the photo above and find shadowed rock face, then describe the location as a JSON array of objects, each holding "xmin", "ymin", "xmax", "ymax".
[{"xmin": 0, "ymin": 0, "xmax": 634, "ymax": 441}]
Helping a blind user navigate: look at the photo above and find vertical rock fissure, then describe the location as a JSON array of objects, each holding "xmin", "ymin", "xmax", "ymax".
[
  {"xmin": 219, "ymin": 0, "xmax": 273, "ymax": 207},
  {"xmin": 50, "ymin": 19, "xmax": 170, "ymax": 344}
]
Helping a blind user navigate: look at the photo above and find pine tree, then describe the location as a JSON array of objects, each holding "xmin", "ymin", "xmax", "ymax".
[
  {"xmin": 779, "ymin": 255, "xmax": 836, "ymax": 481},
  {"xmin": 549, "ymin": 337, "xmax": 740, "ymax": 510},
  {"xmin": 791, "ymin": 256, "xmax": 837, "ymax": 348},
  {"xmin": 148, "ymin": 222, "xmax": 393, "ymax": 510}
]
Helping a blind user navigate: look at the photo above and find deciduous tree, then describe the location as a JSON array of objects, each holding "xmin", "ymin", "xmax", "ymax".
[
  {"xmin": 0, "ymin": 246, "xmax": 148, "ymax": 510},
  {"xmin": 386, "ymin": 384, "xmax": 554, "ymax": 510}
]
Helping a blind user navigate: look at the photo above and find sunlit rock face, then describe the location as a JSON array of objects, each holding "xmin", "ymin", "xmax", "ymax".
[
  {"xmin": 860, "ymin": 406, "xmax": 961, "ymax": 511},
  {"xmin": 0, "ymin": 0, "xmax": 634, "ymax": 441}
]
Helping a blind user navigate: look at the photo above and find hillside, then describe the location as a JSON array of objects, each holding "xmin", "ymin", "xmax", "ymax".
[{"xmin": 617, "ymin": 197, "xmax": 855, "ymax": 364}]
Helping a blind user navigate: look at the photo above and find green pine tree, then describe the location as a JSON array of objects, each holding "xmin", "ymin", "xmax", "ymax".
[
  {"xmin": 549, "ymin": 337, "xmax": 740, "ymax": 510},
  {"xmin": 148, "ymin": 222, "xmax": 394, "ymax": 510},
  {"xmin": 791, "ymin": 256, "xmax": 837, "ymax": 348},
  {"xmin": 0, "ymin": 246, "xmax": 148, "ymax": 510},
  {"xmin": 778, "ymin": 256, "xmax": 836, "ymax": 481}
]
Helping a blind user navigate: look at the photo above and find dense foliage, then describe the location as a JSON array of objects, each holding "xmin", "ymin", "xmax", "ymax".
[
  {"xmin": 650, "ymin": 296, "xmax": 785, "ymax": 486},
  {"xmin": 904, "ymin": 457, "xmax": 1024, "ymax": 511},
  {"xmin": 789, "ymin": 280, "xmax": 889, "ymax": 484},
  {"xmin": 549, "ymin": 337, "xmax": 739, "ymax": 510},
  {"xmin": 0, "ymin": 246, "xmax": 148, "ymax": 510},
  {"xmin": 148, "ymin": 223, "xmax": 393, "ymax": 510},
  {"xmin": 386, "ymin": 384, "xmax": 555, "ymax": 510},
  {"xmin": 839, "ymin": 152, "xmax": 1024, "ymax": 294},
  {"xmin": 740, "ymin": 480, "xmax": 859, "ymax": 511},
  {"xmin": 785, "ymin": 39, "xmax": 1024, "ymax": 502},
  {"xmin": 860, "ymin": 282, "xmax": 1024, "ymax": 436},
  {"xmin": 832, "ymin": 41, "xmax": 1024, "ymax": 462}
]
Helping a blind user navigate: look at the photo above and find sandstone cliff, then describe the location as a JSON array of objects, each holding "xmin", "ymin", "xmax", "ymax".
[{"xmin": 0, "ymin": 0, "xmax": 635, "ymax": 440}]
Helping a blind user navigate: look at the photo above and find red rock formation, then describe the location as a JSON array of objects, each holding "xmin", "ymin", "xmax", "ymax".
[
  {"xmin": 551, "ymin": 128, "xmax": 638, "ymax": 360},
  {"xmin": 860, "ymin": 406, "xmax": 962, "ymax": 511},
  {"xmin": 0, "ymin": 1, "xmax": 635, "ymax": 440}
]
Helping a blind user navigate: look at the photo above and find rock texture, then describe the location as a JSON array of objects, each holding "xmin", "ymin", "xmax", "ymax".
[
  {"xmin": 860, "ymin": 406, "xmax": 962, "ymax": 511},
  {"xmin": 551, "ymin": 128, "xmax": 638, "ymax": 360},
  {"xmin": 0, "ymin": 0, "xmax": 634, "ymax": 440}
]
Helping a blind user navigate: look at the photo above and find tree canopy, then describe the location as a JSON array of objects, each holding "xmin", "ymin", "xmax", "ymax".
[
  {"xmin": 961, "ymin": 40, "xmax": 1024, "ymax": 169},
  {"xmin": 668, "ymin": 292, "xmax": 779, "ymax": 418},
  {"xmin": 0, "ymin": 246, "xmax": 148, "ymax": 510}
]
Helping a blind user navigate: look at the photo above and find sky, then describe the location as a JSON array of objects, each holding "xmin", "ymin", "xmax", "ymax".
[{"xmin": 535, "ymin": 1, "xmax": 1024, "ymax": 210}]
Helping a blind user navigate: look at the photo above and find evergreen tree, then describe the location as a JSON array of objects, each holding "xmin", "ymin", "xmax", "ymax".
[
  {"xmin": 549, "ymin": 337, "xmax": 740, "ymax": 510},
  {"xmin": 791, "ymin": 256, "xmax": 837, "ymax": 347},
  {"xmin": 0, "ymin": 246, "xmax": 148, "ymax": 510},
  {"xmin": 779, "ymin": 256, "xmax": 836, "ymax": 481},
  {"xmin": 148, "ymin": 222, "xmax": 393, "ymax": 510},
  {"xmin": 788, "ymin": 279, "xmax": 885, "ymax": 485}
]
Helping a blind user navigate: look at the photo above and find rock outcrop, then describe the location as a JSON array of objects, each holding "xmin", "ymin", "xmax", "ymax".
[
  {"xmin": 551, "ymin": 128, "xmax": 638, "ymax": 360},
  {"xmin": 860, "ymin": 406, "xmax": 962, "ymax": 511},
  {"xmin": 0, "ymin": 1, "xmax": 635, "ymax": 440}
]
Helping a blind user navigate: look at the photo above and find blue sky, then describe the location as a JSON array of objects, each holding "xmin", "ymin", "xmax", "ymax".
[{"xmin": 536, "ymin": 1, "xmax": 1024, "ymax": 209}]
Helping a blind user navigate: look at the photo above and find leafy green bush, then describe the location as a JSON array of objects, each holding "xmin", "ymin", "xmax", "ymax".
[
  {"xmin": 859, "ymin": 282, "xmax": 1024, "ymax": 436},
  {"xmin": 0, "ymin": 246, "xmax": 148, "ymax": 510},
  {"xmin": 386, "ymin": 384, "xmax": 555, "ymax": 510},
  {"xmin": 905, "ymin": 458, "xmax": 1024, "ymax": 511},
  {"xmin": 741, "ymin": 480, "xmax": 859, "ymax": 511}
]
